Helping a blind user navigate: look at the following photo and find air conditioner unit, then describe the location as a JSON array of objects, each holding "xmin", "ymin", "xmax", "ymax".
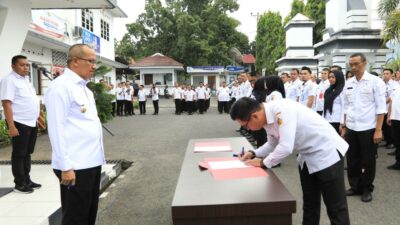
[{"xmin": 72, "ymin": 26, "xmax": 83, "ymax": 38}]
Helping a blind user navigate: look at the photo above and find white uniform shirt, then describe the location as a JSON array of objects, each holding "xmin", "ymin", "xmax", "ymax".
[
  {"xmin": 109, "ymin": 88, "xmax": 116, "ymax": 103},
  {"xmin": 44, "ymin": 68, "xmax": 105, "ymax": 171},
  {"xmin": 385, "ymin": 80, "xmax": 399, "ymax": 111},
  {"xmin": 116, "ymin": 87, "xmax": 125, "ymax": 100},
  {"xmin": 186, "ymin": 90, "xmax": 196, "ymax": 101},
  {"xmin": 284, "ymin": 82, "xmax": 290, "ymax": 96},
  {"xmin": 196, "ymin": 86, "xmax": 206, "ymax": 99},
  {"xmin": 286, "ymin": 79, "xmax": 302, "ymax": 101},
  {"xmin": 173, "ymin": 87, "xmax": 182, "ymax": 99},
  {"xmin": 300, "ymin": 80, "xmax": 317, "ymax": 109},
  {"xmin": 0, "ymin": 71, "xmax": 40, "ymax": 127},
  {"xmin": 216, "ymin": 87, "xmax": 230, "ymax": 102},
  {"xmin": 390, "ymin": 88, "xmax": 400, "ymax": 121},
  {"xmin": 343, "ymin": 71, "xmax": 386, "ymax": 131},
  {"xmin": 265, "ymin": 91, "xmax": 283, "ymax": 103},
  {"xmin": 315, "ymin": 79, "xmax": 330, "ymax": 111},
  {"xmin": 239, "ymin": 80, "xmax": 251, "ymax": 100},
  {"xmin": 230, "ymin": 86, "xmax": 239, "ymax": 99},
  {"xmin": 150, "ymin": 87, "xmax": 159, "ymax": 101},
  {"xmin": 124, "ymin": 88, "xmax": 133, "ymax": 101},
  {"xmin": 324, "ymin": 93, "xmax": 345, "ymax": 123},
  {"xmin": 138, "ymin": 90, "xmax": 146, "ymax": 101},
  {"xmin": 255, "ymin": 99, "xmax": 348, "ymax": 174}
]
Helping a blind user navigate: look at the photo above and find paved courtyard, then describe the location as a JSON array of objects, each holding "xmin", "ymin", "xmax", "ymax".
[{"xmin": 1, "ymin": 98, "xmax": 400, "ymax": 225}]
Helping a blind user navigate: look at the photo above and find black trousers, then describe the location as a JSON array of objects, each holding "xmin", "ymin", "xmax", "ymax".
[
  {"xmin": 111, "ymin": 102, "xmax": 116, "ymax": 117},
  {"xmin": 54, "ymin": 166, "xmax": 101, "ymax": 225},
  {"xmin": 153, "ymin": 100, "xmax": 159, "ymax": 114},
  {"xmin": 330, "ymin": 122, "xmax": 340, "ymax": 134},
  {"xmin": 116, "ymin": 100, "xmax": 124, "ymax": 116},
  {"xmin": 229, "ymin": 97, "xmax": 236, "ymax": 111},
  {"xmin": 217, "ymin": 101, "xmax": 229, "ymax": 113},
  {"xmin": 205, "ymin": 99, "xmax": 210, "ymax": 111},
  {"xmin": 124, "ymin": 100, "xmax": 134, "ymax": 115},
  {"xmin": 186, "ymin": 101, "xmax": 194, "ymax": 114},
  {"xmin": 383, "ymin": 114, "xmax": 393, "ymax": 145},
  {"xmin": 300, "ymin": 157, "xmax": 350, "ymax": 225},
  {"xmin": 174, "ymin": 99, "xmax": 182, "ymax": 114},
  {"xmin": 391, "ymin": 120, "xmax": 400, "ymax": 162},
  {"xmin": 345, "ymin": 128, "xmax": 377, "ymax": 192},
  {"xmin": 198, "ymin": 99, "xmax": 205, "ymax": 114},
  {"xmin": 139, "ymin": 101, "xmax": 146, "ymax": 114},
  {"xmin": 181, "ymin": 99, "xmax": 186, "ymax": 112},
  {"xmin": 11, "ymin": 122, "xmax": 38, "ymax": 186}
]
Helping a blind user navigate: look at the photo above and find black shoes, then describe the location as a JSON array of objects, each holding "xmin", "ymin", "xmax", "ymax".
[
  {"xmin": 14, "ymin": 185, "xmax": 34, "ymax": 194},
  {"xmin": 27, "ymin": 181, "xmax": 42, "ymax": 189},
  {"xmin": 345, "ymin": 188, "xmax": 361, "ymax": 196},
  {"xmin": 387, "ymin": 163, "xmax": 400, "ymax": 170},
  {"xmin": 361, "ymin": 190, "xmax": 372, "ymax": 202}
]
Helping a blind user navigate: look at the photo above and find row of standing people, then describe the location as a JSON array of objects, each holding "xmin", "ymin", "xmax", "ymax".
[{"xmin": 171, "ymin": 82, "xmax": 211, "ymax": 115}]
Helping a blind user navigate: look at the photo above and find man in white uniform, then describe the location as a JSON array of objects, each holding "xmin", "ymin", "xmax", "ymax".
[
  {"xmin": 45, "ymin": 44, "xmax": 106, "ymax": 225},
  {"xmin": 0, "ymin": 55, "xmax": 41, "ymax": 193},
  {"xmin": 342, "ymin": 53, "xmax": 386, "ymax": 202},
  {"xmin": 299, "ymin": 66, "xmax": 317, "ymax": 110},
  {"xmin": 230, "ymin": 97, "xmax": 350, "ymax": 225},
  {"xmin": 315, "ymin": 68, "xmax": 330, "ymax": 115}
]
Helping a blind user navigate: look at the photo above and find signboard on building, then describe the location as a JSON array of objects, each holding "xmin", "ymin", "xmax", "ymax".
[
  {"xmin": 187, "ymin": 66, "xmax": 224, "ymax": 73},
  {"xmin": 30, "ymin": 11, "xmax": 66, "ymax": 40},
  {"xmin": 225, "ymin": 66, "xmax": 244, "ymax": 72},
  {"xmin": 82, "ymin": 29, "xmax": 100, "ymax": 54}
]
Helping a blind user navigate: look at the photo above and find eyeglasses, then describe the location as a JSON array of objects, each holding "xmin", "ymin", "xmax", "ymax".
[
  {"xmin": 243, "ymin": 117, "xmax": 251, "ymax": 129},
  {"xmin": 75, "ymin": 57, "xmax": 97, "ymax": 65}
]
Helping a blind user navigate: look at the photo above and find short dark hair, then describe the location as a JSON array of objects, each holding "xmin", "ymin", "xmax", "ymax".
[
  {"xmin": 330, "ymin": 65, "xmax": 343, "ymax": 71},
  {"xmin": 281, "ymin": 72, "xmax": 289, "ymax": 78},
  {"xmin": 322, "ymin": 68, "xmax": 330, "ymax": 72},
  {"xmin": 12, "ymin": 55, "xmax": 27, "ymax": 65},
  {"xmin": 383, "ymin": 68, "xmax": 394, "ymax": 74},
  {"xmin": 291, "ymin": 68, "xmax": 299, "ymax": 74},
  {"xmin": 301, "ymin": 66, "xmax": 312, "ymax": 74},
  {"xmin": 350, "ymin": 53, "xmax": 367, "ymax": 62},
  {"xmin": 230, "ymin": 97, "xmax": 261, "ymax": 121}
]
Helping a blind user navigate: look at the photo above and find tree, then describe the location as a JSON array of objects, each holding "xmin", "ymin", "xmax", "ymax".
[
  {"xmin": 378, "ymin": 0, "xmax": 400, "ymax": 43},
  {"xmin": 117, "ymin": 0, "xmax": 249, "ymax": 66},
  {"xmin": 255, "ymin": 11, "xmax": 285, "ymax": 75},
  {"xmin": 284, "ymin": 0, "xmax": 305, "ymax": 25},
  {"xmin": 303, "ymin": 0, "xmax": 325, "ymax": 44}
]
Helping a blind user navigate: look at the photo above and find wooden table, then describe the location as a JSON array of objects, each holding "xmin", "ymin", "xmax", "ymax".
[{"xmin": 171, "ymin": 137, "xmax": 296, "ymax": 225}]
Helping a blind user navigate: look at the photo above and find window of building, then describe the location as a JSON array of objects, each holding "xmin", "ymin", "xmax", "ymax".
[
  {"xmin": 82, "ymin": 9, "xmax": 93, "ymax": 32},
  {"xmin": 144, "ymin": 74, "xmax": 153, "ymax": 85},
  {"xmin": 100, "ymin": 19, "xmax": 110, "ymax": 41}
]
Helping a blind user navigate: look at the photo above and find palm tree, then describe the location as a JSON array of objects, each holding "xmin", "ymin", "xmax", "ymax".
[{"xmin": 378, "ymin": 0, "xmax": 400, "ymax": 42}]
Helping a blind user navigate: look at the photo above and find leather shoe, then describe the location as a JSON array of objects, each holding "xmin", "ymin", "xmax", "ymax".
[
  {"xmin": 361, "ymin": 191, "xmax": 372, "ymax": 202},
  {"xmin": 387, "ymin": 163, "xmax": 400, "ymax": 170},
  {"xmin": 345, "ymin": 188, "xmax": 361, "ymax": 196}
]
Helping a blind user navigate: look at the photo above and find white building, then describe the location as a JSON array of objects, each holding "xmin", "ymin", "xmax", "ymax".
[
  {"xmin": 0, "ymin": 0, "xmax": 127, "ymax": 96},
  {"xmin": 187, "ymin": 66, "xmax": 225, "ymax": 90},
  {"xmin": 315, "ymin": 0, "xmax": 392, "ymax": 73},
  {"xmin": 130, "ymin": 53, "xmax": 184, "ymax": 94},
  {"xmin": 276, "ymin": 13, "xmax": 318, "ymax": 75}
]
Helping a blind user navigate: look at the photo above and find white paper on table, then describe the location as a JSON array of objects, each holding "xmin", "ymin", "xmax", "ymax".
[
  {"xmin": 208, "ymin": 160, "xmax": 251, "ymax": 170},
  {"xmin": 193, "ymin": 146, "xmax": 232, "ymax": 152}
]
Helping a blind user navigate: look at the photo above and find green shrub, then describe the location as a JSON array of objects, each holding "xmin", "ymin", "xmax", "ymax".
[
  {"xmin": 87, "ymin": 82, "xmax": 115, "ymax": 123},
  {"xmin": 0, "ymin": 120, "xmax": 11, "ymax": 145},
  {"xmin": 133, "ymin": 100, "xmax": 139, "ymax": 109}
]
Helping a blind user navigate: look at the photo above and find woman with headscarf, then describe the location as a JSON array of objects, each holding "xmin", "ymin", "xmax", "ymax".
[{"xmin": 324, "ymin": 70, "xmax": 345, "ymax": 134}]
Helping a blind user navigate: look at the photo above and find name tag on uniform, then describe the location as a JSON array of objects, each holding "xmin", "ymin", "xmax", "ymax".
[{"xmin": 347, "ymin": 87, "xmax": 353, "ymax": 90}]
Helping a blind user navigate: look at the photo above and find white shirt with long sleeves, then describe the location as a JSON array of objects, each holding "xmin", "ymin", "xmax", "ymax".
[
  {"xmin": 150, "ymin": 87, "xmax": 159, "ymax": 101},
  {"xmin": 315, "ymin": 79, "xmax": 330, "ymax": 111},
  {"xmin": 255, "ymin": 99, "xmax": 348, "ymax": 174},
  {"xmin": 44, "ymin": 68, "xmax": 105, "ymax": 171},
  {"xmin": 343, "ymin": 71, "xmax": 386, "ymax": 131},
  {"xmin": 173, "ymin": 87, "xmax": 182, "ymax": 99},
  {"xmin": 390, "ymin": 88, "xmax": 400, "ymax": 121},
  {"xmin": 138, "ymin": 90, "xmax": 146, "ymax": 101},
  {"xmin": 196, "ymin": 86, "xmax": 206, "ymax": 99},
  {"xmin": 124, "ymin": 88, "xmax": 133, "ymax": 101},
  {"xmin": 265, "ymin": 91, "xmax": 283, "ymax": 103},
  {"xmin": 300, "ymin": 80, "xmax": 317, "ymax": 110},
  {"xmin": 186, "ymin": 90, "xmax": 196, "ymax": 101},
  {"xmin": 286, "ymin": 79, "xmax": 302, "ymax": 101},
  {"xmin": 216, "ymin": 87, "xmax": 230, "ymax": 102},
  {"xmin": 323, "ymin": 93, "xmax": 345, "ymax": 123},
  {"xmin": 0, "ymin": 71, "xmax": 40, "ymax": 127},
  {"xmin": 116, "ymin": 87, "xmax": 125, "ymax": 100}
]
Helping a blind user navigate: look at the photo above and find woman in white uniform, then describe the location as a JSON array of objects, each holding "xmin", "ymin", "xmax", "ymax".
[{"xmin": 323, "ymin": 70, "xmax": 345, "ymax": 134}]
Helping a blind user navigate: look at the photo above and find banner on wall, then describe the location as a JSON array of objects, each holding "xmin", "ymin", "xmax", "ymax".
[
  {"xmin": 30, "ymin": 11, "xmax": 66, "ymax": 40},
  {"xmin": 82, "ymin": 29, "xmax": 100, "ymax": 54}
]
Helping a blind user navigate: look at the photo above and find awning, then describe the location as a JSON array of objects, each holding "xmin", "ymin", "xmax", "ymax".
[{"xmin": 31, "ymin": 0, "xmax": 116, "ymax": 9}]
